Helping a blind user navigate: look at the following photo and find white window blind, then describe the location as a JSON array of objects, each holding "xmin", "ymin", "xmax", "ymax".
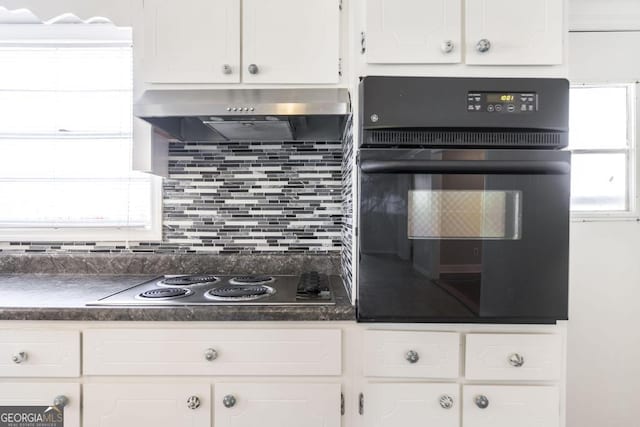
[{"xmin": 0, "ymin": 43, "xmax": 155, "ymax": 231}]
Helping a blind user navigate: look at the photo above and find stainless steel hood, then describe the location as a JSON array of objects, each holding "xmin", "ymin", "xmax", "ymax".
[{"xmin": 134, "ymin": 88, "xmax": 351, "ymax": 142}]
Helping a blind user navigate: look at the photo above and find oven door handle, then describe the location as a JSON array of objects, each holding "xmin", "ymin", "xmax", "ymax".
[{"xmin": 359, "ymin": 160, "xmax": 570, "ymax": 175}]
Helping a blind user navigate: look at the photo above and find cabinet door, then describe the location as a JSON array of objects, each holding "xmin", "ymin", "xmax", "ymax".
[
  {"xmin": 214, "ymin": 383, "xmax": 340, "ymax": 427},
  {"xmin": 83, "ymin": 383, "xmax": 211, "ymax": 427},
  {"xmin": 463, "ymin": 385, "xmax": 560, "ymax": 427},
  {"xmin": 0, "ymin": 383, "xmax": 80, "ymax": 427},
  {"xmin": 465, "ymin": 0, "xmax": 563, "ymax": 65},
  {"xmin": 364, "ymin": 383, "xmax": 460, "ymax": 427},
  {"xmin": 143, "ymin": 0, "xmax": 240, "ymax": 83},
  {"xmin": 242, "ymin": 0, "xmax": 340, "ymax": 84},
  {"xmin": 365, "ymin": 0, "xmax": 462, "ymax": 64}
]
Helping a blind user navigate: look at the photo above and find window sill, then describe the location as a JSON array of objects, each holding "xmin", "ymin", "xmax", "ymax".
[
  {"xmin": 571, "ymin": 213, "xmax": 640, "ymax": 223},
  {"xmin": 0, "ymin": 226, "xmax": 162, "ymax": 243}
]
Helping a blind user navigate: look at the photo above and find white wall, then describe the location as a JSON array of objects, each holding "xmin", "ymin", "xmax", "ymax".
[
  {"xmin": 570, "ymin": 0, "xmax": 640, "ymax": 30},
  {"xmin": 567, "ymin": 31, "xmax": 640, "ymax": 427}
]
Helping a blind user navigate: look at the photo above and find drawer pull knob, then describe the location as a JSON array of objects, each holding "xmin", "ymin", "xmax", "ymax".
[
  {"xmin": 187, "ymin": 396, "xmax": 201, "ymax": 410},
  {"xmin": 474, "ymin": 395, "xmax": 489, "ymax": 409},
  {"xmin": 439, "ymin": 394, "xmax": 454, "ymax": 409},
  {"xmin": 508, "ymin": 353, "xmax": 525, "ymax": 367},
  {"xmin": 248, "ymin": 64, "xmax": 259, "ymax": 75},
  {"xmin": 45, "ymin": 395, "xmax": 68, "ymax": 414},
  {"xmin": 441, "ymin": 40, "xmax": 454, "ymax": 53},
  {"xmin": 223, "ymin": 394, "xmax": 237, "ymax": 408},
  {"xmin": 222, "ymin": 64, "xmax": 232, "ymax": 75},
  {"xmin": 405, "ymin": 350, "xmax": 420, "ymax": 364},
  {"xmin": 11, "ymin": 352, "xmax": 28, "ymax": 364},
  {"xmin": 204, "ymin": 348, "xmax": 218, "ymax": 361},
  {"xmin": 476, "ymin": 38, "xmax": 491, "ymax": 53}
]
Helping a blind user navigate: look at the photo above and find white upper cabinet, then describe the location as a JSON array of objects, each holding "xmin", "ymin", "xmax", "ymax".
[
  {"xmin": 142, "ymin": 0, "xmax": 241, "ymax": 83},
  {"xmin": 365, "ymin": 0, "xmax": 462, "ymax": 64},
  {"xmin": 465, "ymin": 0, "xmax": 564, "ymax": 65},
  {"xmin": 242, "ymin": 0, "xmax": 341, "ymax": 84}
]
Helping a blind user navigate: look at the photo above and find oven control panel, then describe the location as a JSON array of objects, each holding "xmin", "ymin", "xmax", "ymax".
[{"xmin": 467, "ymin": 92, "xmax": 538, "ymax": 113}]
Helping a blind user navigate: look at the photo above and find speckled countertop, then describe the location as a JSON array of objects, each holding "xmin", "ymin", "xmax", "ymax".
[{"xmin": 0, "ymin": 274, "xmax": 355, "ymax": 321}]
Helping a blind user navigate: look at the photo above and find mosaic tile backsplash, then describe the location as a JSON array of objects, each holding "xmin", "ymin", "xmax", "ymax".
[{"xmin": 1, "ymin": 140, "xmax": 344, "ymax": 254}]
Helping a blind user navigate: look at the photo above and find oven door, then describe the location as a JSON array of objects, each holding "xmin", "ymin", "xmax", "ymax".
[{"xmin": 357, "ymin": 148, "xmax": 570, "ymax": 323}]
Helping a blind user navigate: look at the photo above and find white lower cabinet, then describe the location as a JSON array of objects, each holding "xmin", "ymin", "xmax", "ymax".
[
  {"xmin": 363, "ymin": 383, "xmax": 459, "ymax": 427},
  {"xmin": 214, "ymin": 383, "xmax": 341, "ymax": 427},
  {"xmin": 463, "ymin": 385, "xmax": 560, "ymax": 427},
  {"xmin": 0, "ymin": 383, "xmax": 80, "ymax": 427},
  {"xmin": 83, "ymin": 383, "xmax": 211, "ymax": 427}
]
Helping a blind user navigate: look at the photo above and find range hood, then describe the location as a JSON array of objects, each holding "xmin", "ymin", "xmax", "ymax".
[{"xmin": 134, "ymin": 88, "xmax": 351, "ymax": 142}]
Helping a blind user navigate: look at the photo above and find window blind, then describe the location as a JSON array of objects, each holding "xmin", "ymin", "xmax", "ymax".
[{"xmin": 0, "ymin": 43, "xmax": 153, "ymax": 228}]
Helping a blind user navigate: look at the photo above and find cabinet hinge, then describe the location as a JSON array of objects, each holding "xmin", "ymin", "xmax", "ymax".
[
  {"xmin": 341, "ymin": 393, "xmax": 345, "ymax": 416},
  {"xmin": 358, "ymin": 393, "xmax": 364, "ymax": 415},
  {"xmin": 338, "ymin": 58, "xmax": 343, "ymax": 77},
  {"xmin": 339, "ymin": 0, "xmax": 343, "ymax": 10},
  {"xmin": 360, "ymin": 32, "xmax": 366, "ymax": 54}
]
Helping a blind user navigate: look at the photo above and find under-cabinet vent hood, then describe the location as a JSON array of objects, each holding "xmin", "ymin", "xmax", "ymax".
[{"xmin": 134, "ymin": 88, "xmax": 351, "ymax": 142}]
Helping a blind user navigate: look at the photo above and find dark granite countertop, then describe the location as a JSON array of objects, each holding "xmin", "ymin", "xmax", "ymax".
[{"xmin": 0, "ymin": 274, "xmax": 355, "ymax": 321}]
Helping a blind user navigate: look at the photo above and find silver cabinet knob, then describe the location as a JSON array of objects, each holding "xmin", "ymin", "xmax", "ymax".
[
  {"xmin": 439, "ymin": 394, "xmax": 454, "ymax": 409},
  {"xmin": 187, "ymin": 396, "xmax": 201, "ymax": 410},
  {"xmin": 222, "ymin": 64, "xmax": 232, "ymax": 74},
  {"xmin": 45, "ymin": 395, "xmax": 68, "ymax": 414},
  {"xmin": 508, "ymin": 353, "xmax": 525, "ymax": 367},
  {"xmin": 11, "ymin": 352, "xmax": 28, "ymax": 364},
  {"xmin": 223, "ymin": 394, "xmax": 237, "ymax": 408},
  {"xmin": 441, "ymin": 40, "xmax": 454, "ymax": 53},
  {"xmin": 475, "ymin": 395, "xmax": 489, "ymax": 409},
  {"xmin": 204, "ymin": 348, "xmax": 218, "ymax": 361},
  {"xmin": 248, "ymin": 64, "xmax": 259, "ymax": 74},
  {"xmin": 405, "ymin": 350, "xmax": 420, "ymax": 364},
  {"xmin": 476, "ymin": 39, "xmax": 491, "ymax": 53}
]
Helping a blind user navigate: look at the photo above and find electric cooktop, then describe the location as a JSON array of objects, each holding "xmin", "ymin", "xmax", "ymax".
[{"xmin": 88, "ymin": 271, "xmax": 336, "ymax": 306}]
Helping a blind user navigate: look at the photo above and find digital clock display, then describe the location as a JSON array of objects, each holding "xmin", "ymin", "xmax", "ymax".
[
  {"xmin": 486, "ymin": 94, "xmax": 516, "ymax": 103},
  {"xmin": 467, "ymin": 91, "xmax": 538, "ymax": 113}
]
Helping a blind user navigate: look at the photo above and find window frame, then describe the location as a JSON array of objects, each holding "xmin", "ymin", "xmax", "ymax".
[
  {"xmin": 0, "ymin": 25, "xmax": 163, "ymax": 242},
  {"xmin": 569, "ymin": 81, "xmax": 640, "ymax": 222}
]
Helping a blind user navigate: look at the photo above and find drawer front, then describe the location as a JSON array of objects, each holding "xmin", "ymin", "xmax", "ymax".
[
  {"xmin": 0, "ymin": 383, "xmax": 80, "ymax": 427},
  {"xmin": 463, "ymin": 385, "xmax": 560, "ymax": 427},
  {"xmin": 0, "ymin": 330, "xmax": 80, "ymax": 377},
  {"xmin": 363, "ymin": 331, "xmax": 460, "ymax": 378},
  {"xmin": 83, "ymin": 329, "xmax": 341, "ymax": 376},
  {"xmin": 465, "ymin": 334, "xmax": 562, "ymax": 381},
  {"xmin": 214, "ymin": 383, "xmax": 340, "ymax": 427},
  {"xmin": 84, "ymin": 383, "xmax": 210, "ymax": 427},
  {"xmin": 364, "ymin": 383, "xmax": 460, "ymax": 427}
]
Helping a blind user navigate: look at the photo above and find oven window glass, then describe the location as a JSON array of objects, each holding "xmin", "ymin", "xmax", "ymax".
[{"xmin": 407, "ymin": 190, "xmax": 522, "ymax": 240}]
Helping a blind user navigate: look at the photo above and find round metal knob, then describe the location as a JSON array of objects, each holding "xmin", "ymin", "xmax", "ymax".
[
  {"xmin": 187, "ymin": 396, "xmax": 201, "ymax": 410},
  {"xmin": 222, "ymin": 64, "xmax": 232, "ymax": 75},
  {"xmin": 475, "ymin": 395, "xmax": 489, "ymax": 409},
  {"xmin": 439, "ymin": 394, "xmax": 454, "ymax": 409},
  {"xmin": 45, "ymin": 395, "xmax": 69, "ymax": 414},
  {"xmin": 11, "ymin": 352, "xmax": 27, "ymax": 364},
  {"xmin": 476, "ymin": 39, "xmax": 491, "ymax": 53},
  {"xmin": 204, "ymin": 348, "xmax": 218, "ymax": 362},
  {"xmin": 405, "ymin": 350, "xmax": 420, "ymax": 364},
  {"xmin": 223, "ymin": 394, "xmax": 237, "ymax": 408},
  {"xmin": 248, "ymin": 64, "xmax": 259, "ymax": 74},
  {"xmin": 508, "ymin": 353, "xmax": 525, "ymax": 367},
  {"xmin": 441, "ymin": 40, "xmax": 454, "ymax": 53}
]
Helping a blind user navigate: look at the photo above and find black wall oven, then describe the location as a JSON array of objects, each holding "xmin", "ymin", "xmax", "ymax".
[{"xmin": 357, "ymin": 77, "xmax": 570, "ymax": 323}]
